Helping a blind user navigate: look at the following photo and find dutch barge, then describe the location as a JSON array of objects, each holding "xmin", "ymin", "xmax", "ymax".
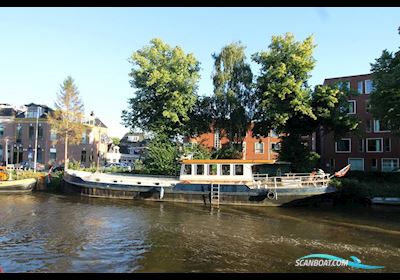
[{"xmin": 62, "ymin": 159, "xmax": 344, "ymax": 206}]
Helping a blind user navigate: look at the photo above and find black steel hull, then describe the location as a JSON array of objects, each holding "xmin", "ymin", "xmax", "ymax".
[{"xmin": 63, "ymin": 173, "xmax": 336, "ymax": 207}]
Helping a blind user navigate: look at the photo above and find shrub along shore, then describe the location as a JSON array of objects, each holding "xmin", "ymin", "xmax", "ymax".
[{"xmin": 331, "ymin": 171, "xmax": 400, "ymax": 204}]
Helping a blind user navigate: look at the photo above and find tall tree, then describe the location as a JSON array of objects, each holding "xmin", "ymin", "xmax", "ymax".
[
  {"xmin": 252, "ymin": 33, "xmax": 358, "ymax": 171},
  {"xmin": 369, "ymin": 35, "xmax": 400, "ymax": 133},
  {"xmin": 48, "ymin": 76, "xmax": 85, "ymax": 168},
  {"xmin": 122, "ymin": 38, "xmax": 201, "ymax": 138},
  {"xmin": 211, "ymin": 42, "xmax": 254, "ymax": 145}
]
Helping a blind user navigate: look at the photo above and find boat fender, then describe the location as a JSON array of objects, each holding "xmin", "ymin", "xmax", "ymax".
[
  {"xmin": 267, "ymin": 191, "xmax": 276, "ymax": 200},
  {"xmin": 160, "ymin": 187, "xmax": 165, "ymax": 199}
]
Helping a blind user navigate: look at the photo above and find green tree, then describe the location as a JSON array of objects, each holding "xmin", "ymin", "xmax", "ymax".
[
  {"xmin": 110, "ymin": 137, "xmax": 120, "ymax": 146},
  {"xmin": 211, "ymin": 42, "xmax": 254, "ymax": 145},
  {"xmin": 48, "ymin": 76, "xmax": 85, "ymax": 168},
  {"xmin": 144, "ymin": 134, "xmax": 180, "ymax": 176},
  {"xmin": 369, "ymin": 40, "xmax": 400, "ymax": 134},
  {"xmin": 252, "ymin": 33, "xmax": 358, "ymax": 171},
  {"xmin": 122, "ymin": 38, "xmax": 201, "ymax": 138}
]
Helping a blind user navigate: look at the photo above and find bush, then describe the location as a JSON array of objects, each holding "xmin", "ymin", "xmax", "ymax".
[{"xmin": 10, "ymin": 170, "xmax": 47, "ymax": 180}]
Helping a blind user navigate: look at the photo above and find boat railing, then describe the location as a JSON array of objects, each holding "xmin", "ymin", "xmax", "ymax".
[{"xmin": 252, "ymin": 173, "xmax": 330, "ymax": 189}]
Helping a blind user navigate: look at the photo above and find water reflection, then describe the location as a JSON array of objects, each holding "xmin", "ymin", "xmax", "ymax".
[{"xmin": 0, "ymin": 193, "xmax": 399, "ymax": 272}]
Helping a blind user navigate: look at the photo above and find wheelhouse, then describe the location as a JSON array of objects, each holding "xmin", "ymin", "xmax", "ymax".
[{"xmin": 179, "ymin": 159, "xmax": 276, "ymax": 183}]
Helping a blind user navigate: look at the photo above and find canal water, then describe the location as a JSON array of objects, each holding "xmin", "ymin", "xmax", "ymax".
[{"xmin": 0, "ymin": 193, "xmax": 399, "ymax": 273}]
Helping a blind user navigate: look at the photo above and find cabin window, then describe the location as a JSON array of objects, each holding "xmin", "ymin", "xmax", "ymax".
[
  {"xmin": 196, "ymin": 164, "xmax": 204, "ymax": 175},
  {"xmin": 234, "ymin": 164, "xmax": 244, "ymax": 175},
  {"xmin": 208, "ymin": 164, "xmax": 217, "ymax": 175},
  {"xmin": 183, "ymin": 164, "xmax": 192, "ymax": 175},
  {"xmin": 221, "ymin": 164, "xmax": 231, "ymax": 175}
]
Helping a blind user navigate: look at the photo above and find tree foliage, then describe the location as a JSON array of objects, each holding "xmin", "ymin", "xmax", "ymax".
[
  {"xmin": 370, "ymin": 45, "xmax": 400, "ymax": 134},
  {"xmin": 122, "ymin": 38, "xmax": 201, "ymax": 138},
  {"xmin": 252, "ymin": 33, "xmax": 358, "ymax": 171},
  {"xmin": 211, "ymin": 42, "xmax": 254, "ymax": 143},
  {"xmin": 48, "ymin": 76, "xmax": 85, "ymax": 166},
  {"xmin": 143, "ymin": 134, "xmax": 180, "ymax": 176},
  {"xmin": 110, "ymin": 137, "xmax": 120, "ymax": 146}
]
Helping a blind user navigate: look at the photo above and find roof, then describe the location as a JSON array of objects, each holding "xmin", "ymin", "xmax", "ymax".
[
  {"xmin": 181, "ymin": 159, "xmax": 281, "ymax": 165},
  {"xmin": 323, "ymin": 73, "xmax": 372, "ymax": 84}
]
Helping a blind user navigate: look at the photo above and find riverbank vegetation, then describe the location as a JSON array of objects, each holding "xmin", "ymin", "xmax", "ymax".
[{"xmin": 332, "ymin": 171, "xmax": 400, "ymax": 200}]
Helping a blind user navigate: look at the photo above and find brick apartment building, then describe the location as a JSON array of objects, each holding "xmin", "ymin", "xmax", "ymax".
[
  {"xmin": 0, "ymin": 103, "xmax": 109, "ymax": 168},
  {"xmin": 189, "ymin": 125, "xmax": 281, "ymax": 161},
  {"xmin": 319, "ymin": 73, "xmax": 400, "ymax": 172}
]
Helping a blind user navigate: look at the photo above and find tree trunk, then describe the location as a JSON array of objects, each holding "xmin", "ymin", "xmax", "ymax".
[{"xmin": 64, "ymin": 132, "xmax": 69, "ymax": 169}]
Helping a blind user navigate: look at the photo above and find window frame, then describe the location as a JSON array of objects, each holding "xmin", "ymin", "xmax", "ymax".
[
  {"xmin": 366, "ymin": 138, "xmax": 383, "ymax": 153},
  {"xmin": 348, "ymin": 158, "xmax": 364, "ymax": 171},
  {"xmin": 373, "ymin": 119, "xmax": 390, "ymax": 133},
  {"xmin": 254, "ymin": 142, "xmax": 264, "ymax": 154},
  {"xmin": 381, "ymin": 158, "xmax": 399, "ymax": 172},
  {"xmin": 365, "ymin": 79, "xmax": 373, "ymax": 94},
  {"xmin": 221, "ymin": 164, "xmax": 231, "ymax": 176},
  {"xmin": 357, "ymin": 80, "xmax": 364, "ymax": 94},
  {"xmin": 335, "ymin": 138, "xmax": 351, "ymax": 153},
  {"xmin": 348, "ymin": 100, "xmax": 356, "ymax": 114}
]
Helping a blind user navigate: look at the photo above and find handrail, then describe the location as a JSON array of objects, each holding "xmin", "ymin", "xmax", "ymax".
[{"xmin": 252, "ymin": 173, "xmax": 331, "ymax": 189}]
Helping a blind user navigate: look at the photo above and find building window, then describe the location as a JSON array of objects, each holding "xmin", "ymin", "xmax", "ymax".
[
  {"xmin": 358, "ymin": 139, "xmax": 364, "ymax": 152},
  {"xmin": 234, "ymin": 164, "xmax": 244, "ymax": 176},
  {"xmin": 127, "ymin": 135, "xmax": 139, "ymax": 142},
  {"xmin": 0, "ymin": 124, "xmax": 4, "ymax": 137},
  {"xmin": 50, "ymin": 130, "xmax": 57, "ymax": 141},
  {"xmin": 49, "ymin": 148, "xmax": 56, "ymax": 163},
  {"xmin": 366, "ymin": 119, "xmax": 372, "ymax": 133},
  {"xmin": 373, "ymin": 120, "xmax": 390, "ymax": 132},
  {"xmin": 16, "ymin": 124, "xmax": 22, "ymax": 143},
  {"xmin": 357, "ymin": 81, "xmax": 363, "ymax": 94},
  {"xmin": 365, "ymin": 100, "xmax": 371, "ymax": 113},
  {"xmin": 13, "ymin": 146, "xmax": 23, "ymax": 164},
  {"xmin": 381, "ymin": 159, "xmax": 399, "ymax": 172},
  {"xmin": 26, "ymin": 106, "xmax": 42, "ymax": 119},
  {"xmin": 269, "ymin": 130, "xmax": 278, "ymax": 138},
  {"xmin": 271, "ymin": 142, "xmax": 281, "ymax": 151},
  {"xmin": 37, "ymin": 149, "xmax": 43, "ymax": 163},
  {"xmin": 338, "ymin": 81, "xmax": 350, "ymax": 91},
  {"xmin": 348, "ymin": 158, "xmax": 364, "ymax": 171},
  {"xmin": 221, "ymin": 164, "xmax": 231, "ymax": 175},
  {"xmin": 38, "ymin": 125, "xmax": 43, "ymax": 140},
  {"xmin": 366, "ymin": 138, "xmax": 383, "ymax": 153},
  {"xmin": 81, "ymin": 150, "xmax": 87, "ymax": 163},
  {"xmin": 29, "ymin": 125, "xmax": 34, "ymax": 140},
  {"xmin": 365, "ymin": 80, "xmax": 374, "ymax": 94},
  {"xmin": 213, "ymin": 129, "xmax": 220, "ymax": 149},
  {"xmin": 255, "ymin": 142, "xmax": 264, "ymax": 154},
  {"xmin": 335, "ymin": 138, "xmax": 351, "ymax": 153},
  {"xmin": 384, "ymin": 138, "xmax": 391, "ymax": 152},
  {"xmin": 208, "ymin": 164, "xmax": 217, "ymax": 175},
  {"xmin": 0, "ymin": 144, "xmax": 3, "ymax": 162},
  {"xmin": 183, "ymin": 164, "xmax": 192, "ymax": 175},
  {"xmin": 348, "ymin": 100, "xmax": 356, "ymax": 114},
  {"xmin": 371, "ymin": 159, "xmax": 378, "ymax": 172},
  {"xmin": 196, "ymin": 164, "xmax": 204, "ymax": 175},
  {"xmin": 81, "ymin": 131, "xmax": 87, "ymax": 144}
]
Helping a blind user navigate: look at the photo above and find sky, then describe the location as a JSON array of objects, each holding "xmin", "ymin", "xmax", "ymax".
[{"xmin": 0, "ymin": 7, "xmax": 399, "ymax": 138}]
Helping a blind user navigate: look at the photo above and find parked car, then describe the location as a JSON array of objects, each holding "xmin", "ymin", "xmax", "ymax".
[
  {"xmin": 103, "ymin": 162, "xmax": 132, "ymax": 172},
  {"xmin": 17, "ymin": 161, "xmax": 45, "ymax": 171}
]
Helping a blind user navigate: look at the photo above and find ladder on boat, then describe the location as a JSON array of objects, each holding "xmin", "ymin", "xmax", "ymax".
[{"xmin": 210, "ymin": 183, "xmax": 220, "ymax": 206}]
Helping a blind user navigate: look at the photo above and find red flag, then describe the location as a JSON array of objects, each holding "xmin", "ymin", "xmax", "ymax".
[{"xmin": 335, "ymin": 164, "xmax": 351, "ymax": 177}]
